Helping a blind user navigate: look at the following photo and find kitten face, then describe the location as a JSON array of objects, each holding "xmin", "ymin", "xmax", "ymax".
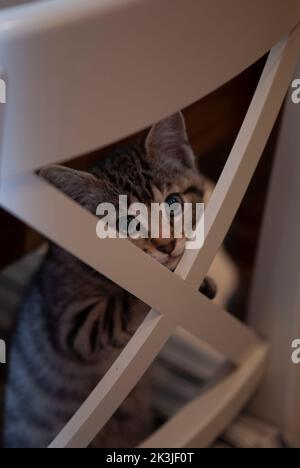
[
  {"xmin": 126, "ymin": 182, "xmax": 202, "ymax": 272},
  {"xmin": 40, "ymin": 113, "xmax": 204, "ymax": 272}
]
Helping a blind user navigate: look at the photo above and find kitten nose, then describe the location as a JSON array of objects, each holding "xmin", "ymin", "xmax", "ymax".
[{"xmin": 155, "ymin": 240, "xmax": 176, "ymax": 255}]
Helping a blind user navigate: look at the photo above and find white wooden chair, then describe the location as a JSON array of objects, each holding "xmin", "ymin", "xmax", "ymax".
[{"xmin": 0, "ymin": 0, "xmax": 299, "ymax": 448}]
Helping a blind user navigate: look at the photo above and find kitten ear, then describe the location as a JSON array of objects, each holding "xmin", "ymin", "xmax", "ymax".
[
  {"xmin": 39, "ymin": 165, "xmax": 99, "ymax": 208},
  {"xmin": 145, "ymin": 112, "xmax": 195, "ymax": 168}
]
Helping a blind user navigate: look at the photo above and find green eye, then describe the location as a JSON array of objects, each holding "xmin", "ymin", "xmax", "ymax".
[{"xmin": 165, "ymin": 194, "xmax": 183, "ymax": 215}]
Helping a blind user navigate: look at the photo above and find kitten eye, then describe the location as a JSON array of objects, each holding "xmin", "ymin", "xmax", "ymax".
[{"xmin": 165, "ymin": 194, "xmax": 183, "ymax": 215}]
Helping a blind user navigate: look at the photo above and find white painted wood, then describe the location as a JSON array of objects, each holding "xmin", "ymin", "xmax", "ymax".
[
  {"xmin": 248, "ymin": 59, "xmax": 300, "ymax": 447},
  {"xmin": 0, "ymin": 173, "xmax": 265, "ymax": 448},
  {"xmin": 49, "ymin": 24, "xmax": 300, "ymax": 444},
  {"xmin": 2, "ymin": 31, "xmax": 293, "ymax": 445},
  {"xmin": 140, "ymin": 343, "xmax": 269, "ymax": 448},
  {"xmin": 0, "ymin": 0, "xmax": 300, "ymax": 176},
  {"xmin": 0, "ymin": 0, "xmax": 299, "ymax": 450},
  {"xmin": 0, "ymin": 173, "xmax": 261, "ymax": 365},
  {"xmin": 177, "ymin": 27, "xmax": 300, "ymax": 288}
]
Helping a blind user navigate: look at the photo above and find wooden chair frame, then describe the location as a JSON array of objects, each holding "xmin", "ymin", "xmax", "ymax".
[{"xmin": 0, "ymin": 0, "xmax": 300, "ymax": 448}]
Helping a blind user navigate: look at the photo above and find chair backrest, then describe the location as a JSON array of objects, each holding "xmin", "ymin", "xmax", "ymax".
[
  {"xmin": 0, "ymin": 0, "xmax": 300, "ymax": 176},
  {"xmin": 0, "ymin": 0, "xmax": 300, "ymax": 449}
]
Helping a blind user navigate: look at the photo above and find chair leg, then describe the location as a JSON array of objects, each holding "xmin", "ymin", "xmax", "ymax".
[{"xmin": 248, "ymin": 60, "xmax": 300, "ymax": 446}]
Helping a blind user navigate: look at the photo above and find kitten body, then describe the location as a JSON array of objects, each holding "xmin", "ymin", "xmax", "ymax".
[{"xmin": 4, "ymin": 113, "xmax": 206, "ymax": 448}]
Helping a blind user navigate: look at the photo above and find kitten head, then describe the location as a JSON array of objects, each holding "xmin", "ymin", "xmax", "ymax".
[{"xmin": 40, "ymin": 113, "xmax": 204, "ymax": 272}]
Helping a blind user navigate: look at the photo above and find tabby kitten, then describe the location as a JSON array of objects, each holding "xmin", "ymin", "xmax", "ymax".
[{"xmin": 4, "ymin": 113, "xmax": 210, "ymax": 448}]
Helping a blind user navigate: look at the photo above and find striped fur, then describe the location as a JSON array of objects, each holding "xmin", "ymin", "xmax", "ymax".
[{"xmin": 4, "ymin": 113, "xmax": 205, "ymax": 448}]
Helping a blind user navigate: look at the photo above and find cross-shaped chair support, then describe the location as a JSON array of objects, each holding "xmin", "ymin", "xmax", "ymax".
[{"xmin": 0, "ymin": 0, "xmax": 300, "ymax": 448}]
